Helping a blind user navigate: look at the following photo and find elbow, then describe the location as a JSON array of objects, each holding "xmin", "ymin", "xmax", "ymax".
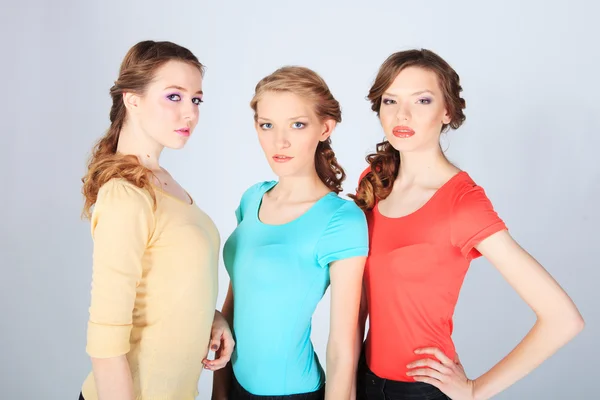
[
  {"xmin": 559, "ymin": 303, "xmax": 585, "ymax": 337},
  {"xmin": 569, "ymin": 312, "xmax": 585, "ymax": 336},
  {"xmin": 557, "ymin": 312, "xmax": 585, "ymax": 339},
  {"xmin": 561, "ymin": 313, "xmax": 585, "ymax": 344},
  {"xmin": 539, "ymin": 306, "xmax": 585, "ymax": 341}
]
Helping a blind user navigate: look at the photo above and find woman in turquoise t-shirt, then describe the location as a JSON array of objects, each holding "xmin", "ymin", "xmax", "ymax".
[{"xmin": 211, "ymin": 66, "xmax": 369, "ymax": 399}]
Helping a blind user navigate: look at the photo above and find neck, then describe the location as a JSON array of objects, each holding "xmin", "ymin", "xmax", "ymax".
[
  {"xmin": 116, "ymin": 121, "xmax": 163, "ymax": 171},
  {"xmin": 396, "ymin": 145, "xmax": 452, "ymax": 185},
  {"xmin": 272, "ymin": 169, "xmax": 328, "ymax": 201}
]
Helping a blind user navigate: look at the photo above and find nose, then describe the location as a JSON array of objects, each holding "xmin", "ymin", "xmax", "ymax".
[
  {"xmin": 182, "ymin": 100, "xmax": 198, "ymax": 123},
  {"xmin": 395, "ymin": 102, "xmax": 410, "ymax": 122},
  {"xmin": 274, "ymin": 128, "xmax": 290, "ymax": 149}
]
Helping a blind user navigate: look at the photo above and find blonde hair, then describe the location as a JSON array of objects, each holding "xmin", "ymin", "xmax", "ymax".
[
  {"xmin": 250, "ymin": 66, "xmax": 346, "ymax": 193},
  {"xmin": 81, "ymin": 40, "xmax": 204, "ymax": 218}
]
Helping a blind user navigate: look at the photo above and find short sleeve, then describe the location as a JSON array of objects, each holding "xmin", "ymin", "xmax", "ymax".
[
  {"xmin": 86, "ymin": 179, "xmax": 155, "ymax": 358},
  {"xmin": 234, "ymin": 184, "xmax": 256, "ymax": 224},
  {"xmin": 234, "ymin": 202, "xmax": 243, "ymax": 224},
  {"xmin": 450, "ymin": 185, "xmax": 507, "ymax": 260},
  {"xmin": 315, "ymin": 201, "xmax": 369, "ymax": 268}
]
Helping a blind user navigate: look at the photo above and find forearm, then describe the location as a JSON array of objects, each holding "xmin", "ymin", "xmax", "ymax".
[
  {"xmin": 211, "ymin": 308, "xmax": 233, "ymax": 398},
  {"xmin": 472, "ymin": 316, "xmax": 583, "ymax": 400},
  {"xmin": 325, "ymin": 343, "xmax": 356, "ymax": 400},
  {"xmin": 212, "ymin": 287, "xmax": 235, "ymax": 399},
  {"xmin": 354, "ymin": 306, "xmax": 367, "ymax": 364},
  {"xmin": 91, "ymin": 355, "xmax": 134, "ymax": 400},
  {"xmin": 350, "ymin": 312, "xmax": 367, "ymax": 400},
  {"xmin": 327, "ymin": 258, "xmax": 367, "ymax": 400}
]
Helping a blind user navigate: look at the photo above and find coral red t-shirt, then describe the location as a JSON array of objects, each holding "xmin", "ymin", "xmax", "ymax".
[{"xmin": 361, "ymin": 169, "xmax": 507, "ymax": 381}]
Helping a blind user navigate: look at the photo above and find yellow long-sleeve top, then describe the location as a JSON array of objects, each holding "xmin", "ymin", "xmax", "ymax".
[{"xmin": 81, "ymin": 178, "xmax": 220, "ymax": 400}]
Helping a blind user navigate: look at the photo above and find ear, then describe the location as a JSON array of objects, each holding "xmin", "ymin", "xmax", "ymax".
[
  {"xmin": 319, "ymin": 119, "xmax": 336, "ymax": 142},
  {"xmin": 123, "ymin": 92, "xmax": 141, "ymax": 113},
  {"xmin": 442, "ymin": 109, "xmax": 452, "ymax": 125}
]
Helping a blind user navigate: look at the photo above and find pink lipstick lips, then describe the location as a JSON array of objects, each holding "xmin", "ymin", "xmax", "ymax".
[{"xmin": 175, "ymin": 127, "xmax": 190, "ymax": 137}]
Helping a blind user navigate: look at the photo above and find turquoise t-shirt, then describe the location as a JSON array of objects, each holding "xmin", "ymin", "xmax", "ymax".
[{"xmin": 223, "ymin": 181, "xmax": 369, "ymax": 396}]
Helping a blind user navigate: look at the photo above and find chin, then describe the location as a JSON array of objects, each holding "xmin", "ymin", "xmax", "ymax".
[
  {"xmin": 385, "ymin": 136, "xmax": 416, "ymax": 152},
  {"xmin": 163, "ymin": 137, "xmax": 190, "ymax": 150},
  {"xmin": 385, "ymin": 133, "xmax": 437, "ymax": 154},
  {"xmin": 267, "ymin": 162, "xmax": 300, "ymax": 178}
]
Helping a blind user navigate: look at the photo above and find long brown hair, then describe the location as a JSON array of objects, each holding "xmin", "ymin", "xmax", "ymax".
[
  {"xmin": 250, "ymin": 66, "xmax": 346, "ymax": 193},
  {"xmin": 351, "ymin": 49, "xmax": 466, "ymax": 211},
  {"xmin": 81, "ymin": 40, "xmax": 204, "ymax": 218}
]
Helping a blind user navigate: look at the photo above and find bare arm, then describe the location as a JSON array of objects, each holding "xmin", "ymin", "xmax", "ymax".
[
  {"xmin": 91, "ymin": 356, "xmax": 134, "ymax": 400},
  {"xmin": 325, "ymin": 255, "xmax": 367, "ymax": 400},
  {"xmin": 470, "ymin": 231, "xmax": 584, "ymax": 399},
  {"xmin": 212, "ymin": 282, "xmax": 235, "ymax": 400},
  {"xmin": 350, "ymin": 281, "xmax": 368, "ymax": 400},
  {"xmin": 408, "ymin": 230, "xmax": 584, "ymax": 400}
]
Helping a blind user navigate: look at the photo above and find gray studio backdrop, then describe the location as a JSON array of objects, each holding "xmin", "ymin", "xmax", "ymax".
[{"xmin": 1, "ymin": 1, "xmax": 598, "ymax": 399}]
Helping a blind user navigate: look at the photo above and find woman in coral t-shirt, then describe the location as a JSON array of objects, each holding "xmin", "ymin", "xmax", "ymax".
[{"xmin": 350, "ymin": 49, "xmax": 584, "ymax": 400}]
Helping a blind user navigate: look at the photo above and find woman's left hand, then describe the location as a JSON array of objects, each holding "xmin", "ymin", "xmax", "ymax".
[
  {"xmin": 202, "ymin": 310, "xmax": 235, "ymax": 371},
  {"xmin": 406, "ymin": 347, "xmax": 476, "ymax": 400}
]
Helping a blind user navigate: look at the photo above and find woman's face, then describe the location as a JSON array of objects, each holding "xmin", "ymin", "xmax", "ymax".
[
  {"xmin": 126, "ymin": 60, "xmax": 204, "ymax": 150},
  {"xmin": 378, "ymin": 66, "xmax": 451, "ymax": 153},
  {"xmin": 254, "ymin": 91, "xmax": 333, "ymax": 178}
]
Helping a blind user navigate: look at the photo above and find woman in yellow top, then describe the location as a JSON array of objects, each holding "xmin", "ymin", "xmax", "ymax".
[{"xmin": 78, "ymin": 40, "xmax": 233, "ymax": 400}]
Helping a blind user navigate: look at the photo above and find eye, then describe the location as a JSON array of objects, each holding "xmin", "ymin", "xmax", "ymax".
[
  {"xmin": 167, "ymin": 94, "xmax": 181, "ymax": 101},
  {"xmin": 260, "ymin": 123, "xmax": 273, "ymax": 130},
  {"xmin": 291, "ymin": 122, "xmax": 305, "ymax": 129},
  {"xmin": 192, "ymin": 97, "xmax": 203, "ymax": 105},
  {"xmin": 417, "ymin": 98, "xmax": 432, "ymax": 104},
  {"xmin": 382, "ymin": 98, "xmax": 396, "ymax": 105}
]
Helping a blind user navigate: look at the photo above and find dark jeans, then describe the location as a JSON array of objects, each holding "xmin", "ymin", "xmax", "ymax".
[
  {"xmin": 230, "ymin": 373, "xmax": 325, "ymax": 400},
  {"xmin": 356, "ymin": 351, "xmax": 450, "ymax": 400}
]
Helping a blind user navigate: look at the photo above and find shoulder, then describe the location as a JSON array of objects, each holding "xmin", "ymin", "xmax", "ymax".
[
  {"xmin": 239, "ymin": 180, "xmax": 276, "ymax": 204},
  {"xmin": 448, "ymin": 172, "xmax": 495, "ymax": 212},
  {"xmin": 91, "ymin": 179, "xmax": 156, "ymax": 234},
  {"xmin": 315, "ymin": 195, "xmax": 369, "ymax": 265},
  {"xmin": 96, "ymin": 178, "xmax": 154, "ymax": 209},
  {"xmin": 323, "ymin": 194, "xmax": 368, "ymax": 228},
  {"xmin": 451, "ymin": 171, "xmax": 480, "ymax": 194},
  {"xmin": 446, "ymin": 171, "xmax": 505, "ymax": 235}
]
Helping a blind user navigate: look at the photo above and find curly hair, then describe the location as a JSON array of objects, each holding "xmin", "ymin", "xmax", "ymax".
[{"xmin": 351, "ymin": 49, "xmax": 466, "ymax": 211}]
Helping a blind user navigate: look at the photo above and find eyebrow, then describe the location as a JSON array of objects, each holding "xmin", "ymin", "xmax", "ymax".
[
  {"xmin": 256, "ymin": 115, "xmax": 310, "ymax": 121},
  {"xmin": 383, "ymin": 90, "xmax": 435, "ymax": 97},
  {"xmin": 164, "ymin": 85, "xmax": 203, "ymax": 95}
]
